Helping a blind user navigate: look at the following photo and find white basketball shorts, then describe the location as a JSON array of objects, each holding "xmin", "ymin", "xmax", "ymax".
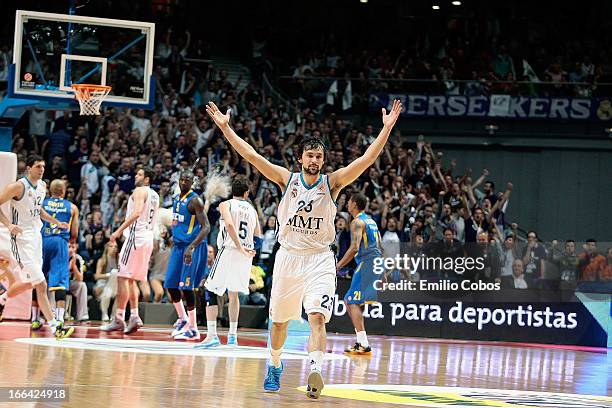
[
  {"xmin": 2, "ymin": 230, "xmax": 45, "ymax": 285},
  {"xmin": 118, "ymin": 239, "xmax": 154, "ymax": 282},
  {"xmin": 205, "ymin": 246, "xmax": 252, "ymax": 295},
  {"xmin": 269, "ymin": 246, "xmax": 337, "ymax": 324}
]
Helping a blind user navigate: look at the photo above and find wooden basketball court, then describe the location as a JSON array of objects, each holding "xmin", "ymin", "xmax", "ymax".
[{"xmin": 0, "ymin": 321, "xmax": 610, "ymax": 407}]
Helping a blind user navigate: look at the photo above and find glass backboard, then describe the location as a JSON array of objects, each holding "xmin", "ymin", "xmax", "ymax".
[{"xmin": 10, "ymin": 10, "xmax": 155, "ymax": 108}]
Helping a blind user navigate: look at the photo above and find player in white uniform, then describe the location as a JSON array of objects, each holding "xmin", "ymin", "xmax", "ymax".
[
  {"xmin": 0, "ymin": 155, "xmax": 73, "ymax": 338},
  {"xmin": 199, "ymin": 177, "xmax": 260, "ymax": 348},
  {"xmin": 206, "ymin": 99, "xmax": 402, "ymax": 398},
  {"xmin": 101, "ymin": 167, "xmax": 159, "ymax": 334}
]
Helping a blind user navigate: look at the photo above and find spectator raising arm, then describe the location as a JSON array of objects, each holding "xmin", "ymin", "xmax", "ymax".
[{"xmin": 472, "ymin": 168, "xmax": 489, "ymax": 190}]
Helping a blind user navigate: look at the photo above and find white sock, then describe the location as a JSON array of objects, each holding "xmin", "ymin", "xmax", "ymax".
[
  {"xmin": 130, "ymin": 308, "xmax": 139, "ymax": 319},
  {"xmin": 270, "ymin": 348, "xmax": 282, "ymax": 368},
  {"xmin": 0, "ymin": 292, "xmax": 7, "ymax": 305},
  {"xmin": 356, "ymin": 331, "xmax": 369, "ymax": 347},
  {"xmin": 56, "ymin": 308, "xmax": 65, "ymax": 323},
  {"xmin": 49, "ymin": 318, "xmax": 58, "ymax": 329},
  {"xmin": 229, "ymin": 321, "xmax": 238, "ymax": 335},
  {"xmin": 173, "ymin": 301, "xmax": 187, "ymax": 320},
  {"xmin": 206, "ymin": 320, "xmax": 217, "ymax": 337},
  {"xmin": 188, "ymin": 309, "xmax": 197, "ymax": 331},
  {"xmin": 116, "ymin": 309, "xmax": 125, "ymax": 321},
  {"xmin": 309, "ymin": 351, "xmax": 324, "ymax": 372},
  {"xmin": 31, "ymin": 306, "xmax": 39, "ymax": 322}
]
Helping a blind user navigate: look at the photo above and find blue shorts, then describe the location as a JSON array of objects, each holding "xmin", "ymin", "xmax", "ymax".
[
  {"xmin": 164, "ymin": 243, "xmax": 208, "ymax": 290},
  {"xmin": 42, "ymin": 236, "xmax": 70, "ymax": 291},
  {"xmin": 344, "ymin": 256, "xmax": 379, "ymax": 305}
]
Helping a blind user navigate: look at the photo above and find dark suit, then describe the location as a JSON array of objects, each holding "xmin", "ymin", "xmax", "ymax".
[{"xmin": 500, "ymin": 275, "xmax": 531, "ymax": 289}]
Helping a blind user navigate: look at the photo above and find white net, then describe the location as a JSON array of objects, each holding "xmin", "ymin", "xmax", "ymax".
[{"xmin": 71, "ymin": 84, "xmax": 112, "ymax": 115}]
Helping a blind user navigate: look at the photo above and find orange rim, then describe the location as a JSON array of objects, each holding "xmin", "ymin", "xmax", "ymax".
[
  {"xmin": 71, "ymin": 84, "xmax": 112, "ymax": 92},
  {"xmin": 71, "ymin": 84, "xmax": 112, "ymax": 101}
]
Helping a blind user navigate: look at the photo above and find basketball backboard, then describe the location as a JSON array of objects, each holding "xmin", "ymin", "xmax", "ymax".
[{"xmin": 9, "ymin": 10, "xmax": 155, "ymax": 109}]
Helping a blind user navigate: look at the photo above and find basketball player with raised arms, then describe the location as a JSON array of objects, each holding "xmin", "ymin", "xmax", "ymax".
[
  {"xmin": 206, "ymin": 99, "xmax": 402, "ymax": 399},
  {"xmin": 101, "ymin": 167, "xmax": 159, "ymax": 334},
  {"xmin": 199, "ymin": 176, "xmax": 260, "ymax": 348},
  {"xmin": 0, "ymin": 155, "xmax": 73, "ymax": 338},
  {"xmin": 335, "ymin": 192, "xmax": 382, "ymax": 356}
]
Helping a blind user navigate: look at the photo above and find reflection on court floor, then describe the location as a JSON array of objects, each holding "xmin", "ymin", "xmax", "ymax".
[{"xmin": 0, "ymin": 321, "xmax": 610, "ymax": 407}]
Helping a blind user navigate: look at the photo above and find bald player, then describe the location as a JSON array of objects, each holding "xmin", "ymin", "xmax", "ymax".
[{"xmin": 35, "ymin": 179, "xmax": 79, "ymax": 327}]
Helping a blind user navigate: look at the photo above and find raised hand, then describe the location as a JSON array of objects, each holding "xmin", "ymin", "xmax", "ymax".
[
  {"xmin": 382, "ymin": 99, "xmax": 402, "ymax": 129},
  {"xmin": 206, "ymin": 101, "xmax": 231, "ymax": 129}
]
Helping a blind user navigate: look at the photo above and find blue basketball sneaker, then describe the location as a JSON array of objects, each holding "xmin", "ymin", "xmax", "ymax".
[
  {"xmin": 174, "ymin": 329, "xmax": 201, "ymax": 341},
  {"xmin": 226, "ymin": 334, "xmax": 238, "ymax": 347},
  {"xmin": 171, "ymin": 319, "xmax": 188, "ymax": 337},
  {"xmin": 194, "ymin": 336, "xmax": 220, "ymax": 349},
  {"xmin": 263, "ymin": 362, "xmax": 283, "ymax": 392}
]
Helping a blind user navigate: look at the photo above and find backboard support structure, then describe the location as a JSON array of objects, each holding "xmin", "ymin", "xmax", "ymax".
[
  {"xmin": 1, "ymin": 10, "xmax": 156, "ymax": 151},
  {"xmin": 8, "ymin": 10, "xmax": 156, "ymax": 110}
]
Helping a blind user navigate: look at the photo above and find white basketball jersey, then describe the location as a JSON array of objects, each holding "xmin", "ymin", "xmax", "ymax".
[
  {"xmin": 217, "ymin": 198, "xmax": 258, "ymax": 249},
  {"xmin": 276, "ymin": 173, "xmax": 336, "ymax": 252},
  {"xmin": 123, "ymin": 186, "xmax": 159, "ymax": 245},
  {"xmin": 11, "ymin": 178, "xmax": 46, "ymax": 233}
]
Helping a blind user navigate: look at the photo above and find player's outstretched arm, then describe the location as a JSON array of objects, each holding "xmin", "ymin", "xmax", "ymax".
[
  {"xmin": 0, "ymin": 182, "xmax": 24, "ymax": 235},
  {"xmin": 336, "ymin": 218, "xmax": 365, "ymax": 271},
  {"xmin": 329, "ymin": 99, "xmax": 402, "ymax": 193},
  {"xmin": 110, "ymin": 187, "xmax": 146, "ymax": 243},
  {"xmin": 206, "ymin": 102, "xmax": 290, "ymax": 190}
]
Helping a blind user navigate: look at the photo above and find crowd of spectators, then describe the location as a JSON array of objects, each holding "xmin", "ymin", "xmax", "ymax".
[
  {"xmin": 2, "ymin": 9, "xmax": 612, "ymax": 321},
  {"xmin": 282, "ymin": 42, "xmax": 605, "ymax": 103},
  {"xmin": 264, "ymin": 6, "xmax": 612, "ymax": 108}
]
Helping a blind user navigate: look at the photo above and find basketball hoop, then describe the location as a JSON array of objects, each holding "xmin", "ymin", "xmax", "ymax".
[{"xmin": 71, "ymin": 84, "xmax": 112, "ymax": 115}]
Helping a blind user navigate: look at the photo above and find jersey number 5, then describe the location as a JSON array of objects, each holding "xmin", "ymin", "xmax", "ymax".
[{"xmin": 238, "ymin": 221, "xmax": 248, "ymax": 240}]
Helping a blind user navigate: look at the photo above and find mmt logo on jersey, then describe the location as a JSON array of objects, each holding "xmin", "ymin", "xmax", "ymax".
[{"xmin": 286, "ymin": 214, "xmax": 325, "ymax": 232}]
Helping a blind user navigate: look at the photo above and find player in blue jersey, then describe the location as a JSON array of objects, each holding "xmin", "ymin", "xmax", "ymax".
[
  {"xmin": 36, "ymin": 180, "xmax": 79, "ymax": 329},
  {"xmin": 336, "ymin": 193, "xmax": 382, "ymax": 355},
  {"xmin": 164, "ymin": 171, "xmax": 210, "ymax": 340}
]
